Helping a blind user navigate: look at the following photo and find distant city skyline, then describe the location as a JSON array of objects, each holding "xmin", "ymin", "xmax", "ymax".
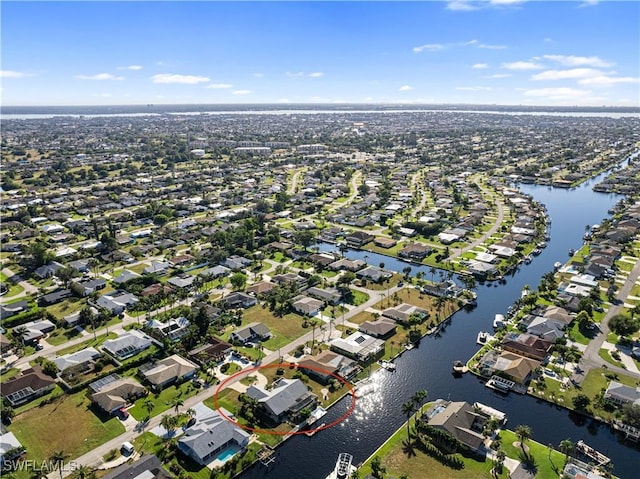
[{"xmin": 1, "ymin": 1, "xmax": 638, "ymax": 107}]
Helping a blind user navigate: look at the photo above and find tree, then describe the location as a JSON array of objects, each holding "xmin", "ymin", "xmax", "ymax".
[
  {"xmin": 172, "ymin": 398, "xmax": 184, "ymax": 414},
  {"xmin": 160, "ymin": 414, "xmax": 177, "ymax": 434},
  {"xmin": 49, "ymin": 450, "xmax": 68, "ymax": 479},
  {"xmin": 370, "ymin": 456, "xmax": 386, "ymax": 479},
  {"xmin": 295, "ymin": 230, "xmax": 316, "ymax": 251},
  {"xmin": 72, "ymin": 465, "xmax": 95, "ymax": 479},
  {"xmin": 230, "ymin": 272, "xmax": 248, "ymax": 291},
  {"xmin": 559, "ymin": 439, "xmax": 575, "ymax": 464},
  {"xmin": 411, "ymin": 389, "xmax": 427, "ymax": 417},
  {"xmin": 609, "ymin": 314, "xmax": 639, "ymax": 338},
  {"xmin": 143, "ymin": 399, "xmax": 155, "ymax": 418},
  {"xmin": 514, "ymin": 424, "xmax": 532, "ymax": 457},
  {"xmin": 11, "ymin": 326, "xmax": 28, "ymax": 347},
  {"xmin": 402, "ymin": 400, "xmax": 414, "ymax": 437},
  {"xmin": 572, "ymin": 393, "xmax": 591, "ymax": 411}
]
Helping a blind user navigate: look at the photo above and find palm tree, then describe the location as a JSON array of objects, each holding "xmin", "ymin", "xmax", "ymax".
[
  {"xmin": 401, "ymin": 400, "xmax": 415, "ymax": 438},
  {"xmin": 185, "ymin": 407, "xmax": 196, "ymax": 419},
  {"xmin": 559, "ymin": 439, "xmax": 575, "ymax": 464},
  {"xmin": 143, "ymin": 399, "xmax": 155, "ymax": 418},
  {"xmin": 160, "ymin": 414, "xmax": 177, "ymax": 435},
  {"xmin": 29, "ymin": 466, "xmax": 49, "ymax": 479},
  {"xmin": 515, "ymin": 424, "xmax": 532, "ymax": 457},
  {"xmin": 49, "ymin": 450, "xmax": 68, "ymax": 479},
  {"xmin": 12, "ymin": 326, "xmax": 28, "ymax": 347},
  {"xmin": 172, "ymin": 398, "xmax": 184, "ymax": 414},
  {"xmin": 411, "ymin": 390, "xmax": 427, "ymax": 418},
  {"xmin": 72, "ymin": 465, "xmax": 96, "ymax": 479}
]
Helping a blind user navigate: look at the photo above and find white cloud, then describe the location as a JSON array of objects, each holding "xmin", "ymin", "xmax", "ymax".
[
  {"xmin": 579, "ymin": 76, "xmax": 640, "ymax": 86},
  {"xmin": 532, "ymin": 68, "xmax": 604, "ymax": 81},
  {"xmin": 0, "ymin": 70, "xmax": 35, "ymax": 78},
  {"xmin": 472, "ymin": 63, "xmax": 489, "ymax": 69},
  {"xmin": 485, "ymin": 73, "xmax": 512, "ymax": 78},
  {"xmin": 579, "ymin": 0, "xmax": 599, "ymax": 7},
  {"xmin": 277, "ymin": 98, "xmax": 290, "ymax": 103},
  {"xmin": 117, "ymin": 65, "xmax": 143, "ymax": 71},
  {"xmin": 308, "ymin": 72, "xmax": 325, "ymax": 78},
  {"xmin": 501, "ymin": 61, "xmax": 544, "ymax": 70},
  {"xmin": 413, "ymin": 44, "xmax": 445, "ymax": 53},
  {"xmin": 542, "ymin": 55, "xmax": 613, "ymax": 68},
  {"xmin": 205, "ymin": 83, "xmax": 233, "ymax": 89},
  {"xmin": 490, "ymin": 0, "xmax": 525, "ymax": 5},
  {"xmin": 253, "ymin": 72, "xmax": 264, "ymax": 78},
  {"xmin": 286, "ymin": 71, "xmax": 305, "ymax": 78},
  {"xmin": 456, "ymin": 86, "xmax": 493, "ymax": 91},
  {"xmin": 75, "ymin": 73, "xmax": 124, "ymax": 80},
  {"xmin": 232, "ymin": 90, "xmax": 252, "ymax": 95},
  {"xmin": 399, "ymin": 85, "xmax": 414, "ymax": 91},
  {"xmin": 478, "ymin": 43, "xmax": 507, "ymax": 50},
  {"xmin": 524, "ymin": 87, "xmax": 591, "ymax": 99},
  {"xmin": 446, "ymin": 0, "xmax": 480, "ymax": 11},
  {"xmin": 287, "ymin": 71, "xmax": 325, "ymax": 78},
  {"xmin": 92, "ymin": 93, "xmax": 113, "ymax": 97},
  {"xmin": 544, "ymin": 38, "xmax": 554, "ymax": 43},
  {"xmin": 151, "ymin": 74, "xmax": 210, "ymax": 84}
]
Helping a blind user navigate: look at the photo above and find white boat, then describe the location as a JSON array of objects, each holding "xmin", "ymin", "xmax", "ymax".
[
  {"xmin": 493, "ymin": 314, "xmax": 505, "ymax": 329},
  {"xmin": 378, "ymin": 360, "xmax": 396, "ymax": 371},
  {"xmin": 476, "ymin": 331, "xmax": 489, "ymax": 345},
  {"xmin": 554, "ymin": 261, "xmax": 562, "ymax": 270},
  {"xmin": 326, "ymin": 452, "xmax": 357, "ymax": 479},
  {"xmin": 405, "ymin": 342, "xmax": 414, "ymax": 350}
]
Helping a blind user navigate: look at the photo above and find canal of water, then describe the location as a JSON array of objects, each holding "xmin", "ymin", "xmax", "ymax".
[{"xmin": 240, "ymin": 165, "xmax": 639, "ymax": 479}]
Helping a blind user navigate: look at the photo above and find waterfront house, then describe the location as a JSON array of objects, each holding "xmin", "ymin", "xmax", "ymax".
[
  {"xmin": 426, "ymin": 400, "xmax": 492, "ymax": 454},
  {"xmin": 604, "ymin": 381, "xmax": 640, "ymax": 406},
  {"xmin": 298, "ymin": 350, "xmax": 359, "ymax": 384},
  {"xmin": 329, "ymin": 331, "xmax": 385, "ymax": 362},
  {"xmin": 246, "ymin": 378, "xmax": 318, "ymax": 423}
]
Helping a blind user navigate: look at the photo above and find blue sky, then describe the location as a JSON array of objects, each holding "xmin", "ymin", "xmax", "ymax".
[{"xmin": 1, "ymin": 1, "xmax": 638, "ymax": 106}]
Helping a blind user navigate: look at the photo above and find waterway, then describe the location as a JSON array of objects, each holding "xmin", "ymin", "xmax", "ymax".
[{"xmin": 240, "ymin": 166, "xmax": 639, "ymax": 479}]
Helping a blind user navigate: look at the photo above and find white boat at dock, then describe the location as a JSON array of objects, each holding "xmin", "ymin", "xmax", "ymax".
[
  {"xmin": 576, "ymin": 439, "xmax": 611, "ymax": 465},
  {"xmin": 554, "ymin": 261, "xmax": 562, "ymax": 270},
  {"xmin": 326, "ymin": 452, "xmax": 357, "ymax": 479},
  {"xmin": 493, "ymin": 314, "xmax": 506, "ymax": 329},
  {"xmin": 476, "ymin": 331, "xmax": 490, "ymax": 345},
  {"xmin": 378, "ymin": 360, "xmax": 396, "ymax": 371}
]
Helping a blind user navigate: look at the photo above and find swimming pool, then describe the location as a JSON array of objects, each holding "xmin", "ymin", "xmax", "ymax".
[{"xmin": 216, "ymin": 444, "xmax": 241, "ymax": 462}]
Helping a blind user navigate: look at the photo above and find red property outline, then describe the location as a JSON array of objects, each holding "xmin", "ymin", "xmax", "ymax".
[{"xmin": 213, "ymin": 362, "xmax": 356, "ymax": 435}]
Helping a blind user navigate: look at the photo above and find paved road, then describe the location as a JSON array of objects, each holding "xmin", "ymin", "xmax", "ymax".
[
  {"xmin": 449, "ymin": 198, "xmax": 505, "ymax": 260},
  {"xmin": 573, "ymin": 257, "xmax": 640, "ymax": 383},
  {"xmin": 0, "ymin": 267, "xmax": 38, "ymax": 301}
]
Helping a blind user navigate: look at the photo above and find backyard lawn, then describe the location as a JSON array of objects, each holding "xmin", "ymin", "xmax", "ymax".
[
  {"xmin": 237, "ymin": 305, "xmax": 307, "ymax": 351},
  {"xmin": 8, "ymin": 390, "xmax": 125, "ymax": 463},
  {"xmin": 128, "ymin": 380, "xmax": 201, "ymax": 421}
]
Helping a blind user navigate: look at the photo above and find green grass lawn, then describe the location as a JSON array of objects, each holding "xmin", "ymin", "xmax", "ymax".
[
  {"xmin": 598, "ymin": 348, "xmax": 626, "ymax": 369},
  {"xmin": 9, "ymin": 390, "xmax": 125, "ymax": 463},
  {"xmin": 128, "ymin": 380, "xmax": 201, "ymax": 421},
  {"xmin": 239, "ymin": 305, "xmax": 307, "ymax": 351},
  {"xmin": 566, "ymin": 321, "xmax": 598, "ymax": 346},
  {"xmin": 498, "ymin": 429, "xmax": 567, "ymax": 479},
  {"xmin": 45, "ymin": 326, "xmax": 83, "ymax": 346},
  {"xmin": 1, "ymin": 367, "xmax": 20, "ymax": 381},
  {"xmin": 346, "ymin": 289, "xmax": 369, "ymax": 306}
]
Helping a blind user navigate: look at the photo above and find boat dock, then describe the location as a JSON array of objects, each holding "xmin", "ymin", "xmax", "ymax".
[
  {"xmin": 613, "ymin": 421, "xmax": 640, "ymax": 442},
  {"xmin": 473, "ymin": 402, "xmax": 507, "ymax": 424},
  {"xmin": 485, "ymin": 375, "xmax": 515, "ymax": 393},
  {"xmin": 576, "ymin": 440, "xmax": 611, "ymax": 466}
]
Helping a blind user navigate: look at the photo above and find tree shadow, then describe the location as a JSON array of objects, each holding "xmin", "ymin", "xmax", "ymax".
[
  {"xmin": 402, "ymin": 439, "xmax": 417, "ymax": 457},
  {"xmin": 517, "ymin": 450, "xmax": 538, "ymax": 474}
]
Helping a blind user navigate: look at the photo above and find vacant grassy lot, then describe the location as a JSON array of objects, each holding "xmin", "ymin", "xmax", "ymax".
[
  {"xmin": 236, "ymin": 305, "xmax": 307, "ymax": 350},
  {"xmin": 128, "ymin": 380, "xmax": 200, "ymax": 421},
  {"xmin": 8, "ymin": 390, "xmax": 125, "ymax": 463},
  {"xmin": 372, "ymin": 287, "xmax": 458, "ymax": 320}
]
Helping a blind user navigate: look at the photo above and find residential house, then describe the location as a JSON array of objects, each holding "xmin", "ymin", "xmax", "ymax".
[
  {"xmin": 329, "ymin": 331, "xmax": 385, "ymax": 362},
  {"xmin": 199, "ymin": 265, "xmax": 230, "ymax": 279},
  {"xmin": 53, "ymin": 347, "xmax": 101, "ymax": 373},
  {"xmin": 479, "ymin": 350, "xmax": 540, "ymax": 385},
  {"xmin": 140, "ymin": 354, "xmax": 198, "ymax": 390},
  {"xmin": 177, "ymin": 403, "xmax": 250, "ymax": 466},
  {"xmin": 219, "ymin": 291, "xmax": 257, "ymax": 309},
  {"xmin": 426, "ymin": 400, "xmax": 496, "ymax": 454},
  {"xmin": 93, "ymin": 290, "xmax": 139, "ymax": 315},
  {"xmin": 167, "ymin": 275, "xmax": 196, "ymax": 290},
  {"xmin": 345, "ymin": 231, "xmax": 374, "ymax": 247},
  {"xmin": 604, "ymin": 381, "xmax": 640, "ymax": 406},
  {"xmin": 189, "ymin": 339, "xmax": 233, "ymax": 365},
  {"xmin": 112, "ymin": 269, "xmax": 141, "ymax": 285},
  {"xmin": 356, "ymin": 266, "xmax": 392, "ymax": 283},
  {"xmin": 359, "ymin": 317, "xmax": 397, "ymax": 339},
  {"xmin": 38, "ymin": 289, "xmax": 72, "ymax": 306},
  {"xmin": 1, "ymin": 366, "xmax": 56, "ymax": 406},
  {"xmin": 34, "ymin": 261, "xmax": 65, "ymax": 279},
  {"xmin": 374, "ymin": 237, "xmax": 397, "ymax": 249},
  {"xmin": 500, "ymin": 333, "xmax": 553, "ymax": 362},
  {"xmin": 328, "ymin": 258, "xmax": 366, "ymax": 272},
  {"xmin": 306, "ymin": 286, "xmax": 341, "ymax": 305},
  {"xmin": 398, "ymin": 243, "xmax": 431, "ymax": 260},
  {"xmin": 90, "ymin": 375, "xmax": 145, "ymax": 415},
  {"xmin": 292, "ymin": 296, "xmax": 324, "ymax": 316},
  {"xmin": 230, "ymin": 322, "xmax": 271, "ymax": 344},
  {"xmin": 73, "ymin": 279, "xmax": 107, "ymax": 296},
  {"xmin": 0, "ymin": 432, "xmax": 23, "ymax": 464},
  {"xmin": 246, "ymin": 281, "xmax": 276, "ymax": 296},
  {"xmin": 0, "ymin": 300, "xmax": 29, "ymax": 319},
  {"xmin": 382, "ymin": 303, "xmax": 427, "ymax": 325},
  {"xmin": 146, "ymin": 317, "xmax": 190, "ymax": 341},
  {"xmin": 298, "ymin": 350, "xmax": 359, "ymax": 384},
  {"xmin": 101, "ymin": 454, "xmax": 173, "ymax": 479},
  {"xmin": 272, "ymin": 273, "xmax": 308, "ymax": 289},
  {"xmin": 143, "ymin": 261, "xmax": 171, "ymax": 275},
  {"xmin": 102, "ymin": 330, "xmax": 154, "ymax": 359},
  {"xmin": 246, "ymin": 378, "xmax": 318, "ymax": 423},
  {"xmin": 223, "ymin": 255, "xmax": 252, "ymax": 271},
  {"xmin": 18, "ymin": 319, "xmax": 56, "ymax": 343}
]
